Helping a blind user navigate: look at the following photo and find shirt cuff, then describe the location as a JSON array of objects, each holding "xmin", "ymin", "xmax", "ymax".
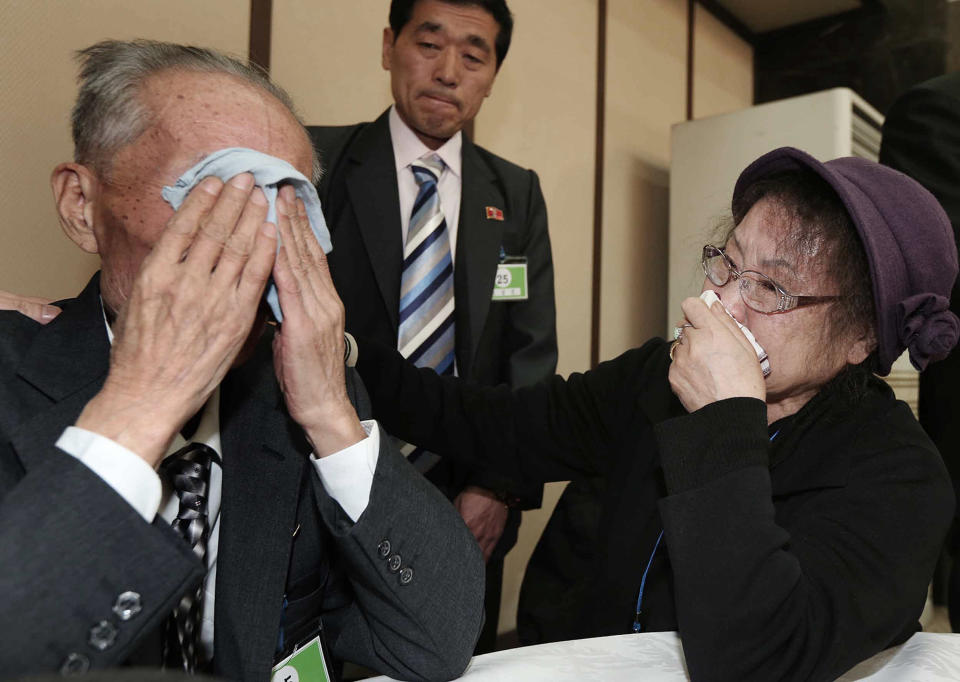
[
  {"xmin": 56, "ymin": 426, "xmax": 162, "ymax": 522},
  {"xmin": 310, "ymin": 420, "xmax": 380, "ymax": 522}
]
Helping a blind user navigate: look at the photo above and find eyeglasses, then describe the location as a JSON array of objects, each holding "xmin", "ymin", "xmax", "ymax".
[{"xmin": 701, "ymin": 245, "xmax": 842, "ymax": 314}]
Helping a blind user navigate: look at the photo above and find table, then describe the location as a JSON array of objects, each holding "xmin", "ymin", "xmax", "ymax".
[{"xmin": 363, "ymin": 631, "xmax": 960, "ymax": 681}]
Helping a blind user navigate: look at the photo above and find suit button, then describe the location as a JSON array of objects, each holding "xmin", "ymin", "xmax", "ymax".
[
  {"xmin": 88, "ymin": 620, "xmax": 118, "ymax": 651},
  {"xmin": 112, "ymin": 590, "xmax": 142, "ymax": 621},
  {"xmin": 378, "ymin": 539, "xmax": 391, "ymax": 558},
  {"xmin": 399, "ymin": 567, "xmax": 414, "ymax": 585},
  {"xmin": 60, "ymin": 652, "xmax": 90, "ymax": 674},
  {"xmin": 387, "ymin": 554, "xmax": 402, "ymax": 572}
]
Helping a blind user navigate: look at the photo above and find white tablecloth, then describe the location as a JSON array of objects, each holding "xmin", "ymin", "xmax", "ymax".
[{"xmin": 363, "ymin": 631, "xmax": 960, "ymax": 681}]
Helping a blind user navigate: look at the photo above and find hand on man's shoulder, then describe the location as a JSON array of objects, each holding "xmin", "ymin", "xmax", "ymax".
[{"xmin": 0, "ymin": 289, "xmax": 61, "ymax": 325}]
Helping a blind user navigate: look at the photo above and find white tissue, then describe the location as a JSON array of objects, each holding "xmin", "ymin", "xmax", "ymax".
[{"xmin": 700, "ymin": 290, "xmax": 771, "ymax": 377}]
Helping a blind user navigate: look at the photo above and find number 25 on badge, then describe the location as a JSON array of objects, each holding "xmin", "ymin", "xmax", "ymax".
[{"xmin": 492, "ymin": 262, "xmax": 528, "ymax": 301}]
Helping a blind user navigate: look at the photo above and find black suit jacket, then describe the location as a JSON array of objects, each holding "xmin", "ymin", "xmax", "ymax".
[
  {"xmin": 880, "ymin": 73, "xmax": 960, "ymax": 498},
  {"xmin": 309, "ymin": 110, "xmax": 556, "ymax": 508},
  {"xmin": 0, "ymin": 274, "xmax": 484, "ymax": 681}
]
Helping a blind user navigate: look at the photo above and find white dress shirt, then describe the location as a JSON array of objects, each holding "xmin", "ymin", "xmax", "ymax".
[
  {"xmin": 55, "ymin": 309, "xmax": 379, "ymax": 661},
  {"xmin": 389, "ymin": 105, "xmax": 463, "ymax": 262}
]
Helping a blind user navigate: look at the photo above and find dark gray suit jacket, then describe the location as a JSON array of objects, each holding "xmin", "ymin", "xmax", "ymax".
[
  {"xmin": 0, "ymin": 274, "xmax": 484, "ymax": 681},
  {"xmin": 309, "ymin": 111, "xmax": 556, "ymax": 509}
]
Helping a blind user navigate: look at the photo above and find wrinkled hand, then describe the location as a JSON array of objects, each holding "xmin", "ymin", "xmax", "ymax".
[
  {"xmin": 454, "ymin": 486, "xmax": 509, "ymax": 562},
  {"xmin": 271, "ymin": 185, "xmax": 366, "ymax": 457},
  {"xmin": 76, "ymin": 174, "xmax": 277, "ymax": 466},
  {"xmin": 668, "ymin": 296, "xmax": 765, "ymax": 413},
  {"xmin": 0, "ymin": 290, "xmax": 61, "ymax": 324}
]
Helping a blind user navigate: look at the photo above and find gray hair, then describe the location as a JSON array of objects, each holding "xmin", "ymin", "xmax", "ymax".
[{"xmin": 71, "ymin": 39, "xmax": 321, "ymax": 183}]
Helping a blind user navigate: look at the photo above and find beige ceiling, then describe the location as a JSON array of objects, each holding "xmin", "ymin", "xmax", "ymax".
[{"xmin": 713, "ymin": 0, "xmax": 863, "ymax": 33}]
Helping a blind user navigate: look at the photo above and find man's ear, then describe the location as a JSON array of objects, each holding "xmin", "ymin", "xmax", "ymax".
[
  {"xmin": 382, "ymin": 27, "xmax": 395, "ymax": 71},
  {"xmin": 51, "ymin": 162, "xmax": 100, "ymax": 254}
]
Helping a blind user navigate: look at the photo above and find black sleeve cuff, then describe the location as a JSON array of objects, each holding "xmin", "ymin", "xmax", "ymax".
[{"xmin": 654, "ymin": 397, "xmax": 769, "ymax": 495}]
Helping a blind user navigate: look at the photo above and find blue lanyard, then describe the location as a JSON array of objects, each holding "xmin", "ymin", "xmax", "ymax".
[
  {"xmin": 632, "ymin": 429, "xmax": 780, "ymax": 633},
  {"xmin": 632, "ymin": 530, "xmax": 664, "ymax": 632}
]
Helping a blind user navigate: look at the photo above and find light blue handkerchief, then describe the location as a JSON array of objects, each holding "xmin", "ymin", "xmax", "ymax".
[{"xmin": 161, "ymin": 147, "xmax": 332, "ymax": 322}]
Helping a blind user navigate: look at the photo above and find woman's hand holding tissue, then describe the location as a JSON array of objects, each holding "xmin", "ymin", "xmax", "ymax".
[{"xmin": 668, "ymin": 293, "xmax": 766, "ymax": 414}]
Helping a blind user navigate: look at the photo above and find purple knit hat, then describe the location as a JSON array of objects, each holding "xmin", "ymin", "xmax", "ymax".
[{"xmin": 732, "ymin": 146, "xmax": 960, "ymax": 376}]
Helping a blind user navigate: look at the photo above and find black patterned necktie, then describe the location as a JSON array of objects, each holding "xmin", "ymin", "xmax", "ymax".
[{"xmin": 160, "ymin": 442, "xmax": 220, "ymax": 672}]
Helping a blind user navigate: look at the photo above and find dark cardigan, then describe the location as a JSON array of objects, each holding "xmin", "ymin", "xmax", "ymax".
[{"xmin": 357, "ymin": 336, "xmax": 955, "ymax": 682}]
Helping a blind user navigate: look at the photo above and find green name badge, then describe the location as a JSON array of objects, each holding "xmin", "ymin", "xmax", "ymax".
[
  {"xmin": 492, "ymin": 262, "xmax": 528, "ymax": 301},
  {"xmin": 271, "ymin": 635, "xmax": 331, "ymax": 682}
]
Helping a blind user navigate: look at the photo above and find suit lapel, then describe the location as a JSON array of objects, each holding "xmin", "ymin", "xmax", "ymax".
[
  {"xmin": 9, "ymin": 274, "xmax": 110, "ymax": 472},
  {"xmin": 345, "ymin": 110, "xmax": 404, "ymax": 334},
  {"xmin": 214, "ymin": 344, "xmax": 309, "ymax": 678},
  {"xmin": 456, "ymin": 137, "xmax": 505, "ymax": 375}
]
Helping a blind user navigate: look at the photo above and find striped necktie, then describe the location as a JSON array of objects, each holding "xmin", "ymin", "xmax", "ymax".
[
  {"xmin": 398, "ymin": 155, "xmax": 455, "ymax": 470},
  {"xmin": 160, "ymin": 442, "xmax": 219, "ymax": 672}
]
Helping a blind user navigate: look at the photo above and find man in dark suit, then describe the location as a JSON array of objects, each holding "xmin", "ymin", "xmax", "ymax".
[
  {"xmin": 0, "ymin": 40, "xmax": 483, "ymax": 679},
  {"xmin": 880, "ymin": 72, "xmax": 960, "ymax": 631},
  {"xmin": 309, "ymin": 0, "xmax": 556, "ymax": 651}
]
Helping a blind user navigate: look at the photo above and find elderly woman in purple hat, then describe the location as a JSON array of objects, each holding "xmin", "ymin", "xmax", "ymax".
[{"xmin": 346, "ymin": 146, "xmax": 960, "ymax": 681}]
